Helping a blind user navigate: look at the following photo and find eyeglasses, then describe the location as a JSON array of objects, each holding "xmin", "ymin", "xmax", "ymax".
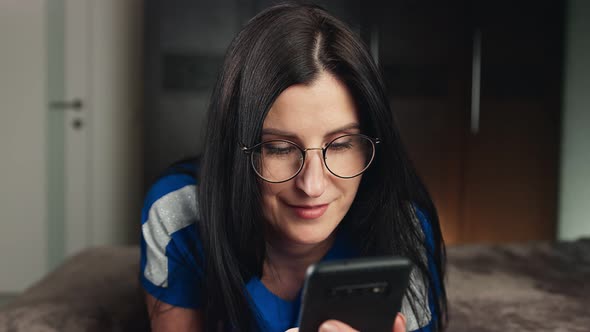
[{"xmin": 241, "ymin": 134, "xmax": 380, "ymax": 183}]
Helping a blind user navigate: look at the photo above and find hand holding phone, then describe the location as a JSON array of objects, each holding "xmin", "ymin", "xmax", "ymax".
[
  {"xmin": 286, "ymin": 314, "xmax": 406, "ymax": 332},
  {"xmin": 297, "ymin": 256, "xmax": 412, "ymax": 332}
]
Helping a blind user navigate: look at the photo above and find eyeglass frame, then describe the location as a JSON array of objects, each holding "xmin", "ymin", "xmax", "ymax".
[{"xmin": 241, "ymin": 133, "xmax": 381, "ymax": 183}]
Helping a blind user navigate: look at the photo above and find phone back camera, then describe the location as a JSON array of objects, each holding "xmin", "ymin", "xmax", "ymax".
[{"xmin": 327, "ymin": 282, "xmax": 390, "ymax": 298}]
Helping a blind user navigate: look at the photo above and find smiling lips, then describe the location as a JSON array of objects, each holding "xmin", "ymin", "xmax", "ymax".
[{"xmin": 289, "ymin": 203, "xmax": 329, "ymax": 219}]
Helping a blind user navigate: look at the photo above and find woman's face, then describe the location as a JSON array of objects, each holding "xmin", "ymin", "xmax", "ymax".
[{"xmin": 259, "ymin": 72, "xmax": 362, "ymax": 247}]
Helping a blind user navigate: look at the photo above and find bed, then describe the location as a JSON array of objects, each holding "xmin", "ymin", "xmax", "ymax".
[
  {"xmin": 1, "ymin": 239, "xmax": 589, "ymax": 331},
  {"xmin": 446, "ymin": 239, "xmax": 590, "ymax": 331}
]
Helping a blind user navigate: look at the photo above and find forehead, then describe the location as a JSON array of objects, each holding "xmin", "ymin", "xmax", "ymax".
[{"xmin": 263, "ymin": 72, "xmax": 359, "ymax": 135}]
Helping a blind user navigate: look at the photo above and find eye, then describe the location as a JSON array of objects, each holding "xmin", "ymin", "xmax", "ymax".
[
  {"xmin": 262, "ymin": 142, "xmax": 297, "ymax": 156},
  {"xmin": 328, "ymin": 139, "xmax": 354, "ymax": 151}
]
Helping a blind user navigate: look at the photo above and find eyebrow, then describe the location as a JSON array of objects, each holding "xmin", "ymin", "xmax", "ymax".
[{"xmin": 261, "ymin": 123, "xmax": 360, "ymax": 139}]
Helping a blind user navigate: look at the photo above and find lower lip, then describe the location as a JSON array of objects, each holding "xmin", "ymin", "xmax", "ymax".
[{"xmin": 290, "ymin": 204, "xmax": 329, "ymax": 219}]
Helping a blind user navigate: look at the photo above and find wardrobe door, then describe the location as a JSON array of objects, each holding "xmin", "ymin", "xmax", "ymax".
[
  {"xmin": 461, "ymin": 0, "xmax": 563, "ymax": 243},
  {"xmin": 372, "ymin": 1, "xmax": 471, "ymax": 244}
]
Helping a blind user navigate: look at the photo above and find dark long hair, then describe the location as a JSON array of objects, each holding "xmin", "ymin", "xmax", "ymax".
[{"xmin": 198, "ymin": 3, "xmax": 447, "ymax": 331}]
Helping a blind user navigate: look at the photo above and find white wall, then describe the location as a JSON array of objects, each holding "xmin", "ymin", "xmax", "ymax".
[
  {"xmin": 558, "ymin": 0, "xmax": 590, "ymax": 240},
  {"xmin": 0, "ymin": 0, "xmax": 48, "ymax": 292}
]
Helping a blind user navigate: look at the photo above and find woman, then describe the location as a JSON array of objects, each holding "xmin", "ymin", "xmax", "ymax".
[{"xmin": 140, "ymin": 3, "xmax": 447, "ymax": 331}]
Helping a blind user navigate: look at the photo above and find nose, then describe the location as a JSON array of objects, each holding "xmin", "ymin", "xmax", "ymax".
[{"xmin": 295, "ymin": 149, "xmax": 326, "ymax": 198}]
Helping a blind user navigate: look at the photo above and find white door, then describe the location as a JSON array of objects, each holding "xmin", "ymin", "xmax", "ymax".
[
  {"xmin": 0, "ymin": 0, "xmax": 142, "ymax": 293},
  {"xmin": 61, "ymin": 0, "xmax": 91, "ymax": 258}
]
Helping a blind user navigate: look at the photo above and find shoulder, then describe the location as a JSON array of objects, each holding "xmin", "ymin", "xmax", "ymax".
[
  {"xmin": 140, "ymin": 161, "xmax": 204, "ymax": 308},
  {"xmin": 413, "ymin": 206, "xmax": 435, "ymax": 251},
  {"xmin": 141, "ymin": 160, "xmax": 200, "ymax": 251},
  {"xmin": 141, "ymin": 161, "xmax": 199, "ymax": 225}
]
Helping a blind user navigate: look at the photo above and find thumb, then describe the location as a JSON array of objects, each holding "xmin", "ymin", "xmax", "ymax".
[
  {"xmin": 319, "ymin": 320, "xmax": 359, "ymax": 332},
  {"xmin": 393, "ymin": 313, "xmax": 407, "ymax": 332}
]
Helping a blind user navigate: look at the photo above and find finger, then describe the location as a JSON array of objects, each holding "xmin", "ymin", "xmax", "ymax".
[
  {"xmin": 285, "ymin": 329, "xmax": 299, "ymax": 332},
  {"xmin": 319, "ymin": 319, "xmax": 359, "ymax": 332},
  {"xmin": 392, "ymin": 313, "xmax": 407, "ymax": 332}
]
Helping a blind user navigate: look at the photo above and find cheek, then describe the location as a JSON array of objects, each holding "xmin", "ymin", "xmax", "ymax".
[
  {"xmin": 259, "ymin": 181, "xmax": 283, "ymax": 200},
  {"xmin": 341, "ymin": 177, "xmax": 362, "ymax": 202},
  {"xmin": 259, "ymin": 181, "xmax": 288, "ymax": 217}
]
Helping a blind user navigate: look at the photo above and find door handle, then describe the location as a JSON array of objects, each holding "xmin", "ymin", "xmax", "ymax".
[{"xmin": 49, "ymin": 99, "xmax": 83, "ymax": 111}]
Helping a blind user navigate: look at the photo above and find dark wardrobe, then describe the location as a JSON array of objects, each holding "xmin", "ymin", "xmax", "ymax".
[{"xmin": 366, "ymin": 0, "xmax": 564, "ymax": 244}]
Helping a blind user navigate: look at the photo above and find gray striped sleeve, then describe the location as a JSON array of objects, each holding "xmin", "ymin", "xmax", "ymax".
[{"xmin": 142, "ymin": 184, "xmax": 198, "ymax": 287}]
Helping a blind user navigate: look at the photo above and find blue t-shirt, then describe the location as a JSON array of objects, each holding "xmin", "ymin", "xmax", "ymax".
[{"xmin": 140, "ymin": 163, "xmax": 438, "ymax": 331}]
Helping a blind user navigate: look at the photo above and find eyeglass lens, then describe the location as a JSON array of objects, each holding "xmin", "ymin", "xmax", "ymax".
[{"xmin": 251, "ymin": 135, "xmax": 374, "ymax": 182}]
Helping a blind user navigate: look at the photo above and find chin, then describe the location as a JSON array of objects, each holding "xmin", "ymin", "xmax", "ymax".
[{"xmin": 284, "ymin": 221, "xmax": 337, "ymax": 246}]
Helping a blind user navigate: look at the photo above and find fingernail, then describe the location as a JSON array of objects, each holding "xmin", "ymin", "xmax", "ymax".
[{"xmin": 319, "ymin": 322, "xmax": 339, "ymax": 332}]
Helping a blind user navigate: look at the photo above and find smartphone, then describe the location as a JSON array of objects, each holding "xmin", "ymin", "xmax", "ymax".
[{"xmin": 297, "ymin": 256, "xmax": 412, "ymax": 332}]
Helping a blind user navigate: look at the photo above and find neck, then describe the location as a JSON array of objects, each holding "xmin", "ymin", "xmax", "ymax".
[{"xmin": 261, "ymin": 234, "xmax": 335, "ymax": 300}]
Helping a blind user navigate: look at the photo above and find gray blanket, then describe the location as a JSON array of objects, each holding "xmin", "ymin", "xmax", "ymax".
[
  {"xmin": 446, "ymin": 239, "xmax": 590, "ymax": 332},
  {"xmin": 0, "ymin": 247, "xmax": 149, "ymax": 332},
  {"xmin": 1, "ymin": 240, "xmax": 589, "ymax": 331}
]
